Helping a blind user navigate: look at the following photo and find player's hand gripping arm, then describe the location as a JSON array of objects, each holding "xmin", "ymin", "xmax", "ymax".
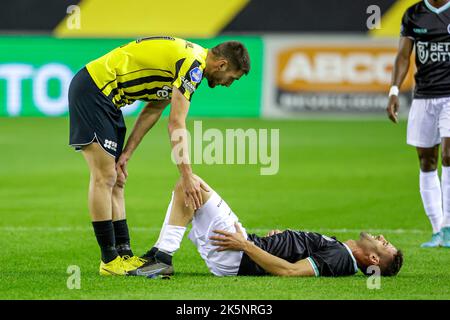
[
  {"xmin": 168, "ymin": 87, "xmax": 208, "ymax": 210},
  {"xmin": 210, "ymin": 223, "xmax": 315, "ymax": 277},
  {"xmin": 387, "ymin": 37, "xmax": 414, "ymax": 124},
  {"xmin": 116, "ymin": 100, "xmax": 168, "ymax": 179}
]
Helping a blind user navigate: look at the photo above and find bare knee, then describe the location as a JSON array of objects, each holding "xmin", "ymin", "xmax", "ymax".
[
  {"xmin": 114, "ymin": 180, "xmax": 125, "ymax": 190},
  {"xmin": 92, "ymin": 168, "xmax": 117, "ymax": 189},
  {"xmin": 442, "ymin": 138, "xmax": 450, "ymax": 167},
  {"xmin": 443, "ymin": 151, "xmax": 450, "ymax": 167},
  {"xmin": 418, "ymin": 148, "xmax": 439, "ymax": 171},
  {"xmin": 115, "ymin": 172, "xmax": 126, "ymax": 189},
  {"xmin": 173, "ymin": 176, "xmax": 212, "ymax": 207},
  {"xmin": 419, "ymin": 156, "xmax": 438, "ymax": 171},
  {"xmin": 113, "ymin": 182, "xmax": 125, "ymax": 197},
  {"xmin": 174, "ymin": 178, "xmax": 184, "ymax": 195}
]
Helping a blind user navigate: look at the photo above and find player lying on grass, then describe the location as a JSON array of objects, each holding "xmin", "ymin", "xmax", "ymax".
[
  {"xmin": 68, "ymin": 36, "xmax": 250, "ymax": 276},
  {"xmin": 129, "ymin": 176, "xmax": 404, "ymax": 278}
]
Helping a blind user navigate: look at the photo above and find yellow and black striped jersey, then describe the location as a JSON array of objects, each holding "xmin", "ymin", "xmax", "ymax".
[{"xmin": 86, "ymin": 36, "xmax": 208, "ymax": 108}]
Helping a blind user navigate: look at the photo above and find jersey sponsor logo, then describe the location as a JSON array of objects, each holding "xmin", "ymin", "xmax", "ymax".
[
  {"xmin": 181, "ymin": 76, "xmax": 196, "ymax": 93},
  {"xmin": 103, "ymin": 139, "xmax": 117, "ymax": 152},
  {"xmin": 416, "ymin": 41, "xmax": 450, "ymax": 64},
  {"xmin": 189, "ymin": 67, "xmax": 203, "ymax": 83},
  {"xmin": 417, "ymin": 41, "xmax": 429, "ymax": 64},
  {"xmin": 185, "ymin": 41, "xmax": 194, "ymax": 49},
  {"xmin": 413, "ymin": 28, "xmax": 428, "ymax": 34}
]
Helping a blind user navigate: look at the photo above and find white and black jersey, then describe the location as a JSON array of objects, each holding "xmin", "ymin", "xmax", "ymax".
[
  {"xmin": 401, "ymin": 1, "xmax": 450, "ymax": 98},
  {"xmin": 237, "ymin": 230, "xmax": 358, "ymax": 277}
]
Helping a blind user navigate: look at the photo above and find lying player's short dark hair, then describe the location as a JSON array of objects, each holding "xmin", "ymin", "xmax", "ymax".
[
  {"xmin": 211, "ymin": 41, "xmax": 251, "ymax": 75},
  {"xmin": 382, "ymin": 249, "xmax": 403, "ymax": 277},
  {"xmin": 360, "ymin": 249, "xmax": 404, "ymax": 277}
]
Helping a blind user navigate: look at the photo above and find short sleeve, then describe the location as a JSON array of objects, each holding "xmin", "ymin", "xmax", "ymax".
[
  {"xmin": 172, "ymin": 57, "xmax": 204, "ymax": 101},
  {"xmin": 309, "ymin": 246, "xmax": 356, "ymax": 277},
  {"xmin": 400, "ymin": 10, "xmax": 414, "ymax": 40}
]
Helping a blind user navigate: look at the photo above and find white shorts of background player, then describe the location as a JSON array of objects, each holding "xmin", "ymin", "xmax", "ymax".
[{"xmin": 407, "ymin": 97, "xmax": 450, "ymax": 147}]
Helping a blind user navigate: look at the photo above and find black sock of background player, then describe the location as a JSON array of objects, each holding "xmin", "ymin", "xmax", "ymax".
[
  {"xmin": 92, "ymin": 220, "xmax": 119, "ymax": 263},
  {"xmin": 113, "ymin": 219, "xmax": 133, "ymax": 257}
]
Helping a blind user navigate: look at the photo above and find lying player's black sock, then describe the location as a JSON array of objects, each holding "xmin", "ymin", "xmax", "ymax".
[
  {"xmin": 142, "ymin": 246, "xmax": 158, "ymax": 259},
  {"xmin": 113, "ymin": 219, "xmax": 133, "ymax": 257},
  {"xmin": 155, "ymin": 249, "xmax": 172, "ymax": 265},
  {"xmin": 92, "ymin": 220, "xmax": 119, "ymax": 263}
]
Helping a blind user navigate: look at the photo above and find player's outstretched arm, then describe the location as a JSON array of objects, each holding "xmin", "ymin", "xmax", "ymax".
[
  {"xmin": 386, "ymin": 37, "xmax": 414, "ymax": 124},
  {"xmin": 211, "ymin": 223, "xmax": 315, "ymax": 277},
  {"xmin": 168, "ymin": 87, "xmax": 208, "ymax": 210},
  {"xmin": 117, "ymin": 100, "xmax": 168, "ymax": 177}
]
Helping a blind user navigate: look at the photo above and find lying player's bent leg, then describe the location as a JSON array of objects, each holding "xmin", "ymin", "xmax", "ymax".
[
  {"xmin": 188, "ymin": 191, "xmax": 248, "ymax": 276},
  {"xmin": 173, "ymin": 175, "xmax": 213, "ymax": 204}
]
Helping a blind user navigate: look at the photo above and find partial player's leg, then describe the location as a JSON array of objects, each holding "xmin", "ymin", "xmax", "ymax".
[
  {"xmin": 111, "ymin": 176, "xmax": 146, "ymax": 268},
  {"xmin": 130, "ymin": 176, "xmax": 246, "ymax": 277},
  {"xmin": 407, "ymin": 98, "xmax": 443, "ymax": 247},
  {"xmin": 130, "ymin": 177, "xmax": 211, "ymax": 277},
  {"xmin": 148, "ymin": 175, "xmax": 213, "ymax": 255},
  {"xmin": 82, "ymin": 143, "xmax": 131, "ymax": 275},
  {"xmin": 82, "ymin": 143, "xmax": 117, "ymax": 222},
  {"xmin": 441, "ymin": 139, "xmax": 450, "ymax": 247},
  {"xmin": 111, "ymin": 180, "xmax": 132, "ymax": 256},
  {"xmin": 417, "ymin": 146, "xmax": 443, "ymax": 247},
  {"xmin": 69, "ymin": 67, "xmax": 135, "ymax": 275},
  {"xmin": 438, "ymin": 100, "xmax": 450, "ymax": 248},
  {"xmin": 108, "ymin": 117, "xmax": 144, "ymax": 267}
]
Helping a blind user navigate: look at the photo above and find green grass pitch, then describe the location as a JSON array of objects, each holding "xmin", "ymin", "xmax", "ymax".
[{"xmin": 0, "ymin": 117, "xmax": 449, "ymax": 300}]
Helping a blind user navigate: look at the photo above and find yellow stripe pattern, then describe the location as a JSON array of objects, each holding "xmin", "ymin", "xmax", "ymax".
[{"xmin": 55, "ymin": 0, "xmax": 249, "ymax": 38}]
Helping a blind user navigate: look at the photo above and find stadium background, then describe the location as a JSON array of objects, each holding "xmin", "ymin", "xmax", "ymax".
[
  {"xmin": 0, "ymin": 0, "xmax": 418, "ymax": 117},
  {"xmin": 1, "ymin": 0, "xmax": 449, "ymax": 300}
]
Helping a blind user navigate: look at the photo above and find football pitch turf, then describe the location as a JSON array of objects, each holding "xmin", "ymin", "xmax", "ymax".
[{"xmin": 0, "ymin": 117, "xmax": 449, "ymax": 300}]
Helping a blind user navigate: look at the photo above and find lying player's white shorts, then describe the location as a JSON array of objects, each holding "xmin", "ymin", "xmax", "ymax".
[
  {"xmin": 188, "ymin": 191, "xmax": 247, "ymax": 277},
  {"xmin": 407, "ymin": 97, "xmax": 450, "ymax": 148}
]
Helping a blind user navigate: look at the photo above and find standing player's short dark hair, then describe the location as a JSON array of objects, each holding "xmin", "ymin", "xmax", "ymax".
[
  {"xmin": 381, "ymin": 249, "xmax": 403, "ymax": 277},
  {"xmin": 211, "ymin": 41, "xmax": 251, "ymax": 75}
]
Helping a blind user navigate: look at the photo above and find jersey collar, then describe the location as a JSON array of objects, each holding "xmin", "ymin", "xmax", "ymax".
[
  {"xmin": 202, "ymin": 48, "xmax": 208, "ymax": 66},
  {"xmin": 343, "ymin": 243, "xmax": 359, "ymax": 274},
  {"xmin": 424, "ymin": 0, "xmax": 450, "ymax": 14}
]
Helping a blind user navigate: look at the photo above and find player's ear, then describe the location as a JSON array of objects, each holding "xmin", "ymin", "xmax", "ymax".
[
  {"xmin": 369, "ymin": 253, "xmax": 380, "ymax": 266},
  {"xmin": 217, "ymin": 59, "xmax": 228, "ymax": 71}
]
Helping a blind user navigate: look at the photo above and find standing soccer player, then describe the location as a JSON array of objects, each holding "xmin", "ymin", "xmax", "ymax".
[
  {"xmin": 68, "ymin": 37, "xmax": 250, "ymax": 275},
  {"xmin": 387, "ymin": 0, "xmax": 450, "ymax": 248}
]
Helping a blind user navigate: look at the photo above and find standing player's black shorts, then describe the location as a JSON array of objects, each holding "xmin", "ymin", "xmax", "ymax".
[{"xmin": 68, "ymin": 67, "xmax": 126, "ymax": 160}]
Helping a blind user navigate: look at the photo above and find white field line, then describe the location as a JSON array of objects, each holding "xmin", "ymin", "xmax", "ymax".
[{"xmin": 0, "ymin": 226, "xmax": 428, "ymax": 234}]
